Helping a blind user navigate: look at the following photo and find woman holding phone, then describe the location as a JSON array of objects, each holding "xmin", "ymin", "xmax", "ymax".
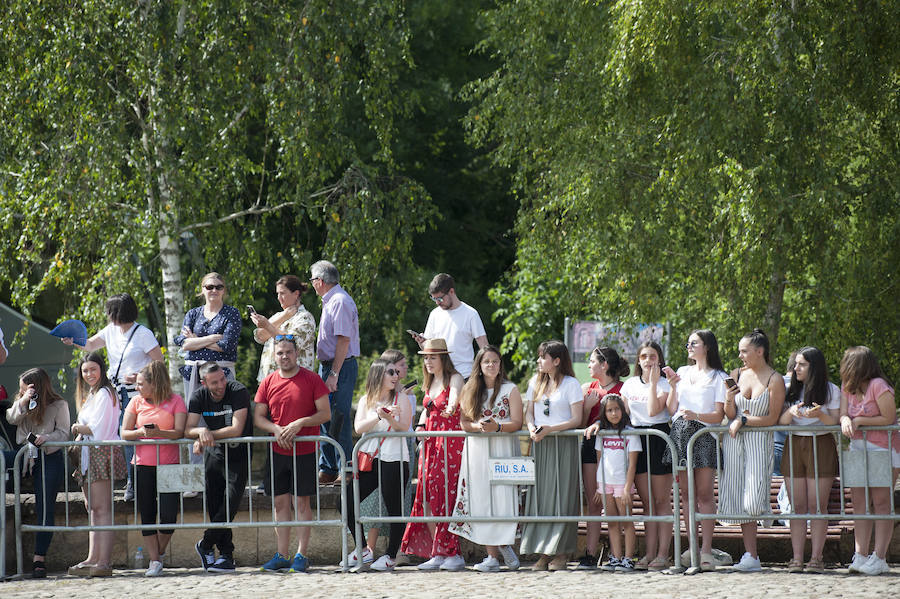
[
  {"xmin": 719, "ymin": 329, "xmax": 785, "ymax": 572},
  {"xmin": 777, "ymin": 346, "xmax": 840, "ymax": 573},
  {"xmin": 619, "ymin": 340, "xmax": 673, "ymax": 571},
  {"xmin": 578, "ymin": 346, "xmax": 628, "ymax": 569},
  {"xmin": 662, "ymin": 330, "xmax": 727, "ymax": 571},
  {"xmin": 450, "ymin": 345, "xmax": 524, "ymax": 572},
  {"xmin": 251, "ymin": 274, "xmax": 316, "ymax": 380},
  {"xmin": 839, "ymin": 346, "xmax": 899, "ymax": 576},
  {"xmin": 5, "ymin": 368, "xmax": 70, "ymax": 578},
  {"xmin": 401, "ymin": 339, "xmax": 466, "ymax": 571},
  {"xmin": 121, "ymin": 361, "xmax": 187, "ymax": 577},
  {"xmin": 344, "ymin": 359, "xmax": 412, "ymax": 571},
  {"xmin": 520, "ymin": 340, "xmax": 583, "ymax": 571}
]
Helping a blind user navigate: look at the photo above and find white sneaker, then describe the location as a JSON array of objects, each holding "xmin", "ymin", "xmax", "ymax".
[
  {"xmin": 498, "ymin": 545, "xmax": 520, "ymax": 570},
  {"xmin": 182, "ymin": 490, "xmax": 199, "ymax": 498},
  {"xmin": 145, "ymin": 560, "xmax": 163, "ymax": 577},
  {"xmin": 347, "ymin": 547, "xmax": 374, "ymax": 567},
  {"xmin": 370, "ymin": 555, "xmax": 396, "ymax": 572},
  {"xmin": 417, "ymin": 555, "xmax": 446, "ymax": 570},
  {"xmin": 732, "ymin": 552, "xmax": 761, "ymax": 572},
  {"xmin": 439, "ymin": 554, "xmax": 466, "ymax": 571},
  {"xmin": 848, "ymin": 552, "xmax": 870, "ymax": 573},
  {"xmin": 474, "ymin": 555, "xmax": 500, "ymax": 572},
  {"xmin": 859, "ymin": 555, "xmax": 890, "ymax": 576}
]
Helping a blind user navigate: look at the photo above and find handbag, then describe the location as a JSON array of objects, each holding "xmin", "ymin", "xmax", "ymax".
[
  {"xmin": 357, "ymin": 396, "xmax": 396, "ymax": 472},
  {"xmin": 67, "ymin": 438, "xmax": 82, "ymax": 474}
]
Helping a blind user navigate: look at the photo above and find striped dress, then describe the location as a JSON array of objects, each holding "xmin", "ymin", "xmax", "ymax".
[{"xmin": 717, "ymin": 389, "xmax": 774, "ymax": 523}]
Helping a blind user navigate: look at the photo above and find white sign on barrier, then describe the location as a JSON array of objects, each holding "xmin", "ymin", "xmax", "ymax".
[
  {"xmin": 489, "ymin": 457, "xmax": 535, "ymax": 485},
  {"xmin": 157, "ymin": 464, "xmax": 206, "ymax": 493}
]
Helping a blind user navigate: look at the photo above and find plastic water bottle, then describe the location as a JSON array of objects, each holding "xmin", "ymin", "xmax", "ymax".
[{"xmin": 134, "ymin": 546, "xmax": 145, "ymax": 570}]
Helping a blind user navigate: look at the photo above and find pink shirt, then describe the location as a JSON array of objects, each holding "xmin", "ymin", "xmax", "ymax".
[
  {"xmin": 844, "ymin": 378, "xmax": 899, "ymax": 451},
  {"xmin": 126, "ymin": 393, "xmax": 186, "ymax": 466}
]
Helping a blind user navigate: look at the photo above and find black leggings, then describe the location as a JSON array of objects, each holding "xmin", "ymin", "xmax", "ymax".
[
  {"xmin": 135, "ymin": 465, "xmax": 179, "ymax": 536},
  {"xmin": 344, "ymin": 459, "xmax": 409, "ymax": 558}
]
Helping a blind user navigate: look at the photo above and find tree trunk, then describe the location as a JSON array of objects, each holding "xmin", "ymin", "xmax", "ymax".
[{"xmin": 762, "ymin": 260, "xmax": 786, "ymax": 352}]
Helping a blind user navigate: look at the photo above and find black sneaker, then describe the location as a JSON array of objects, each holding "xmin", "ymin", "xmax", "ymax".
[
  {"xmin": 208, "ymin": 555, "xmax": 236, "ymax": 573},
  {"xmin": 576, "ymin": 554, "xmax": 597, "ymax": 570},
  {"xmin": 32, "ymin": 561, "xmax": 47, "ymax": 579},
  {"xmin": 196, "ymin": 540, "xmax": 215, "ymax": 572}
]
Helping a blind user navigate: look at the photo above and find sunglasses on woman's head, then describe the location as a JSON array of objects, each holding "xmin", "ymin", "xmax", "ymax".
[
  {"xmin": 204, "ymin": 284, "xmax": 225, "ymax": 291},
  {"xmin": 274, "ymin": 334, "xmax": 296, "ymax": 342}
]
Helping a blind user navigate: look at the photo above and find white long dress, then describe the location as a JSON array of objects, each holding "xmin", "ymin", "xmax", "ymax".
[{"xmin": 449, "ymin": 381, "xmax": 520, "ymax": 545}]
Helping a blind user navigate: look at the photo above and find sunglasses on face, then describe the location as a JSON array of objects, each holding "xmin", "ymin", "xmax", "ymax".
[
  {"xmin": 204, "ymin": 284, "xmax": 225, "ymax": 291},
  {"xmin": 685, "ymin": 341, "xmax": 702, "ymax": 349},
  {"xmin": 430, "ymin": 294, "xmax": 448, "ymax": 304},
  {"xmin": 386, "ymin": 368, "xmax": 399, "ymax": 377}
]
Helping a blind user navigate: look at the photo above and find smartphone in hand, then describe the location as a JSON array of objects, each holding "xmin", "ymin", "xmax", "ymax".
[
  {"xmin": 724, "ymin": 377, "xmax": 738, "ymax": 391},
  {"xmin": 144, "ymin": 423, "xmax": 157, "ymax": 430},
  {"xmin": 403, "ymin": 379, "xmax": 418, "ymax": 391},
  {"xmin": 27, "ymin": 432, "xmax": 39, "ymax": 445},
  {"xmin": 246, "ymin": 305, "xmax": 257, "ymax": 317},
  {"xmin": 662, "ymin": 366, "xmax": 676, "ymax": 379}
]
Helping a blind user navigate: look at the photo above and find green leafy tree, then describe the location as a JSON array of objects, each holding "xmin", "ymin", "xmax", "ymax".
[
  {"xmin": 468, "ymin": 0, "xmax": 900, "ymax": 379},
  {"xmin": 0, "ymin": 1, "xmax": 436, "ymax": 384}
]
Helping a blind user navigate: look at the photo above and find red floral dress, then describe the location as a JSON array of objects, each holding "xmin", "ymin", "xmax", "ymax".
[{"xmin": 401, "ymin": 385, "xmax": 464, "ymax": 557}]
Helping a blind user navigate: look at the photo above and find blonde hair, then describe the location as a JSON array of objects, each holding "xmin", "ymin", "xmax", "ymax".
[
  {"xmin": 138, "ymin": 361, "xmax": 173, "ymax": 406},
  {"xmin": 364, "ymin": 359, "xmax": 395, "ymax": 410},
  {"xmin": 196, "ymin": 272, "xmax": 227, "ymax": 298}
]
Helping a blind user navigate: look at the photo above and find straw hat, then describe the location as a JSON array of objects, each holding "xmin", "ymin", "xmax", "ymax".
[{"xmin": 418, "ymin": 338, "xmax": 450, "ymax": 355}]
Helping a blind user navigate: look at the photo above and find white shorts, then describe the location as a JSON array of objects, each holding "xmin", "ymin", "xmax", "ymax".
[{"xmin": 849, "ymin": 439, "xmax": 900, "ymax": 467}]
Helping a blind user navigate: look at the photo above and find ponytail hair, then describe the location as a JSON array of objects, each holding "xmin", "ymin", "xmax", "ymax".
[
  {"xmin": 591, "ymin": 346, "xmax": 629, "ymax": 379},
  {"xmin": 742, "ymin": 328, "xmax": 770, "ymax": 365}
]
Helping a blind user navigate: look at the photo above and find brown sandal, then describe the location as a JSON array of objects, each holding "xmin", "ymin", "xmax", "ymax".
[
  {"xmin": 787, "ymin": 558, "xmax": 804, "ymax": 573},
  {"xmin": 804, "ymin": 558, "xmax": 825, "ymax": 574}
]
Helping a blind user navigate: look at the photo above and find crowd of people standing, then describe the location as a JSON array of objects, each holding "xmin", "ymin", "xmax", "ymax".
[{"xmin": 1, "ymin": 265, "xmax": 898, "ymax": 578}]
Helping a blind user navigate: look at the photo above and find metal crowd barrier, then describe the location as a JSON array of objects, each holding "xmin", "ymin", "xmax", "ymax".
[
  {"xmin": 349, "ymin": 429, "xmax": 683, "ymax": 570},
  {"xmin": 11, "ymin": 436, "xmax": 347, "ymax": 577},
  {"xmin": 684, "ymin": 423, "xmax": 900, "ymax": 573},
  {"xmin": 1, "ymin": 450, "xmax": 6, "ymax": 580}
]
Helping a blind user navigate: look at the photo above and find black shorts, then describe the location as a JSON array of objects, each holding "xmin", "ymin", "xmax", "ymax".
[
  {"xmin": 581, "ymin": 436, "xmax": 598, "ymax": 464},
  {"xmin": 634, "ymin": 422, "xmax": 672, "ymax": 476},
  {"xmin": 270, "ymin": 452, "xmax": 316, "ymax": 497}
]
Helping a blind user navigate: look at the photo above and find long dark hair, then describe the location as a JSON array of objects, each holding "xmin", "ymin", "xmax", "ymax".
[
  {"xmin": 785, "ymin": 347, "xmax": 830, "ymax": 407},
  {"xmin": 591, "ymin": 346, "xmax": 629, "ymax": 379},
  {"xmin": 597, "ymin": 393, "xmax": 632, "ymax": 439},
  {"xmin": 690, "ymin": 329, "xmax": 725, "ymax": 372},
  {"xmin": 461, "ymin": 345, "xmax": 508, "ymax": 421},
  {"xmin": 533, "ymin": 340, "xmax": 575, "ymax": 400},
  {"xmin": 76, "ymin": 352, "xmax": 117, "ymax": 410},
  {"xmin": 633, "ymin": 341, "xmax": 666, "ymax": 379},
  {"xmin": 18, "ymin": 368, "xmax": 65, "ymax": 427}
]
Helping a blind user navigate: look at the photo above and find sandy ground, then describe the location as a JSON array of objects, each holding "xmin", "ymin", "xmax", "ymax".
[{"xmin": 1, "ymin": 562, "xmax": 897, "ymax": 598}]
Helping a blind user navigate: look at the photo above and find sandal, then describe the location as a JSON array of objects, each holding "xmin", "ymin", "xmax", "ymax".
[
  {"xmin": 700, "ymin": 553, "xmax": 717, "ymax": 571},
  {"xmin": 32, "ymin": 561, "xmax": 47, "ymax": 579},
  {"xmin": 633, "ymin": 555, "xmax": 652, "ymax": 571},
  {"xmin": 804, "ymin": 558, "xmax": 825, "ymax": 574},
  {"xmin": 648, "ymin": 557, "xmax": 672, "ymax": 571},
  {"xmin": 787, "ymin": 558, "xmax": 804, "ymax": 573}
]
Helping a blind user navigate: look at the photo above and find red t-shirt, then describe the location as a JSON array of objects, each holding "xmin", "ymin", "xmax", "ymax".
[
  {"xmin": 255, "ymin": 367, "xmax": 329, "ymax": 455},
  {"xmin": 586, "ymin": 380, "xmax": 625, "ymax": 425}
]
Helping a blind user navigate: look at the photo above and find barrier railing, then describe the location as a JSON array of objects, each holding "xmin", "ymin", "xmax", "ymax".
[
  {"xmin": 349, "ymin": 429, "xmax": 683, "ymax": 570},
  {"xmin": 1, "ymin": 450, "xmax": 6, "ymax": 580},
  {"xmin": 11, "ymin": 436, "xmax": 348, "ymax": 577},
  {"xmin": 684, "ymin": 423, "xmax": 900, "ymax": 573}
]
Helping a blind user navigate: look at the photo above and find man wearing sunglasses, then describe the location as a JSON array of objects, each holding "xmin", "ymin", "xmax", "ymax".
[
  {"xmin": 254, "ymin": 335, "xmax": 331, "ymax": 572},
  {"xmin": 308, "ymin": 260, "xmax": 360, "ymax": 485},
  {"xmin": 409, "ymin": 273, "xmax": 488, "ymax": 379}
]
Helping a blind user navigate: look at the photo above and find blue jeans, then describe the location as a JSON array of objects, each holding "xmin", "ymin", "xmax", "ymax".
[
  {"xmin": 32, "ymin": 450, "xmax": 65, "ymax": 556},
  {"xmin": 118, "ymin": 388, "xmax": 136, "ymax": 485},
  {"xmin": 318, "ymin": 357, "xmax": 357, "ymax": 475}
]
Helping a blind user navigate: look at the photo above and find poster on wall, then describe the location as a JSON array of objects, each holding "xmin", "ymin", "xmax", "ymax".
[{"xmin": 568, "ymin": 320, "xmax": 667, "ymax": 363}]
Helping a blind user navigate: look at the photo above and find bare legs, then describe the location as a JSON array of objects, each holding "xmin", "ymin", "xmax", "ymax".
[
  {"xmin": 635, "ymin": 472, "xmax": 673, "ymax": 560},
  {"xmin": 78, "ymin": 479, "xmax": 114, "ymax": 567},
  {"xmin": 274, "ymin": 494, "xmax": 312, "ymax": 556},
  {"xmin": 785, "ymin": 476, "xmax": 834, "ymax": 563},
  {"xmin": 606, "ymin": 495, "xmax": 635, "ymax": 560},
  {"xmin": 677, "ymin": 467, "xmax": 715, "ymax": 556}
]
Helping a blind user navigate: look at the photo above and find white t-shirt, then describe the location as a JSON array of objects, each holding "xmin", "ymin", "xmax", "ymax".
[
  {"xmin": 0, "ymin": 326, "xmax": 6, "ymax": 355},
  {"xmin": 673, "ymin": 366, "xmax": 727, "ymax": 426},
  {"xmin": 526, "ymin": 375, "xmax": 583, "ymax": 427},
  {"xmin": 423, "ymin": 302, "xmax": 486, "ymax": 378},
  {"xmin": 356, "ymin": 398, "xmax": 410, "ymax": 463},
  {"xmin": 787, "ymin": 381, "xmax": 841, "ymax": 436},
  {"xmin": 620, "ymin": 375, "xmax": 671, "ymax": 426},
  {"xmin": 595, "ymin": 428, "xmax": 642, "ymax": 486},
  {"xmin": 97, "ymin": 323, "xmax": 160, "ymax": 385}
]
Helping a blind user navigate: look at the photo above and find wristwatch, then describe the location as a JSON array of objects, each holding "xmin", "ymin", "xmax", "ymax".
[
  {"xmin": 328, "ymin": 371, "xmax": 339, "ymax": 379},
  {"xmin": 740, "ymin": 414, "xmax": 748, "ymax": 426}
]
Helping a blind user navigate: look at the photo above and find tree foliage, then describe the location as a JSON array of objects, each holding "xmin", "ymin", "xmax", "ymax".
[
  {"xmin": 0, "ymin": 1, "xmax": 437, "ymax": 383},
  {"xmin": 468, "ymin": 0, "xmax": 900, "ymax": 379}
]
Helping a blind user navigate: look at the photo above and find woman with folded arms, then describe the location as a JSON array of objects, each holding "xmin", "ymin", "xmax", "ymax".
[
  {"xmin": 839, "ymin": 346, "xmax": 899, "ymax": 576},
  {"xmin": 520, "ymin": 340, "xmax": 583, "ymax": 571},
  {"xmin": 121, "ymin": 361, "xmax": 187, "ymax": 577}
]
